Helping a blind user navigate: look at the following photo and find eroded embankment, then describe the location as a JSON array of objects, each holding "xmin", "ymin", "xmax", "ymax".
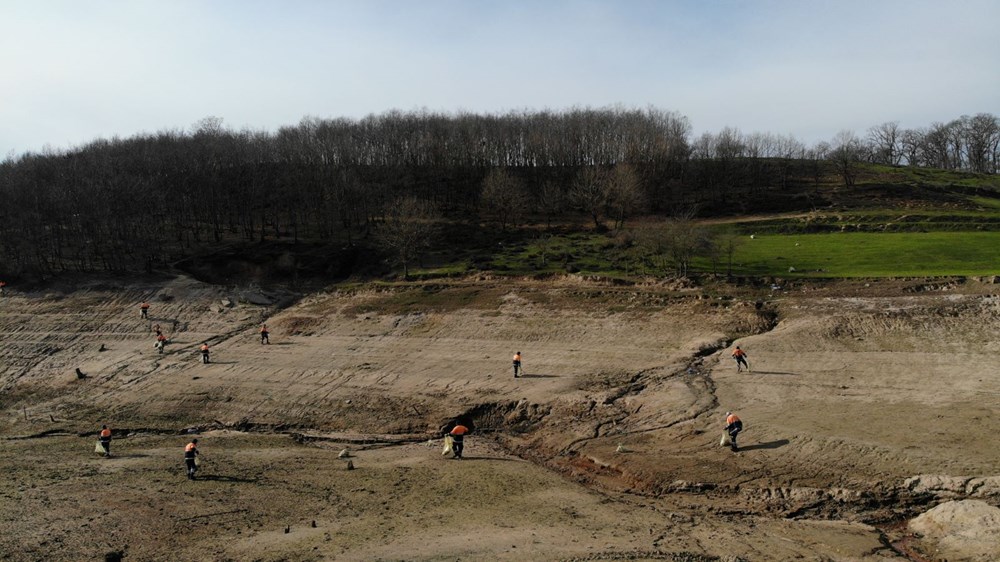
[
  {"xmin": 6, "ymin": 277, "xmax": 1000, "ymax": 562},
  {"xmin": 430, "ymin": 301, "xmax": 989, "ymax": 536}
]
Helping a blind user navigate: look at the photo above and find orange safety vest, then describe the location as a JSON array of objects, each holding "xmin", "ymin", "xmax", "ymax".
[
  {"xmin": 157, "ymin": 334, "xmax": 167, "ymax": 342},
  {"xmin": 185, "ymin": 442, "xmax": 197, "ymax": 452},
  {"xmin": 732, "ymin": 348, "xmax": 746, "ymax": 358},
  {"xmin": 726, "ymin": 414, "xmax": 741, "ymax": 426},
  {"xmin": 100, "ymin": 428, "xmax": 112, "ymax": 439},
  {"xmin": 513, "ymin": 354, "xmax": 521, "ymax": 363},
  {"xmin": 141, "ymin": 302, "xmax": 149, "ymax": 309},
  {"xmin": 450, "ymin": 425, "xmax": 469, "ymax": 436},
  {"xmin": 200, "ymin": 345, "xmax": 209, "ymax": 352},
  {"xmin": 261, "ymin": 325, "xmax": 268, "ymax": 333}
]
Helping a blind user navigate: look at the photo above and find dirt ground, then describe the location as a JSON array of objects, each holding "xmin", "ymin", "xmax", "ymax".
[{"xmin": 1, "ymin": 274, "xmax": 999, "ymax": 561}]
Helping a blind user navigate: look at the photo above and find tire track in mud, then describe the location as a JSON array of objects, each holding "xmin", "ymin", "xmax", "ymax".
[
  {"xmin": 0, "ymin": 283, "xmax": 276, "ymax": 425},
  {"xmin": 0, "ymin": 292, "xmax": 158, "ymax": 393}
]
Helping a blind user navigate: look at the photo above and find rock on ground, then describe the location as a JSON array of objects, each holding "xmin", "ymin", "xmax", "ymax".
[{"xmin": 909, "ymin": 500, "xmax": 1000, "ymax": 562}]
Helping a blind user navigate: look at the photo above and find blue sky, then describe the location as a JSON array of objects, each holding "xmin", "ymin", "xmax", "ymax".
[{"xmin": 2, "ymin": 0, "xmax": 998, "ymax": 157}]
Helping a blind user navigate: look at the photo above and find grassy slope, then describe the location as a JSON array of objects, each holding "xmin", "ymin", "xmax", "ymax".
[
  {"xmin": 404, "ymin": 164, "xmax": 1000, "ymax": 280},
  {"xmin": 720, "ymin": 231, "xmax": 1000, "ymax": 277},
  {"xmin": 712, "ymin": 165, "xmax": 1000, "ymax": 277}
]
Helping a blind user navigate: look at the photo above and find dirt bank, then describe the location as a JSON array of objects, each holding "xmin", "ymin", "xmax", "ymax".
[{"xmin": 1, "ymin": 274, "xmax": 998, "ymax": 560}]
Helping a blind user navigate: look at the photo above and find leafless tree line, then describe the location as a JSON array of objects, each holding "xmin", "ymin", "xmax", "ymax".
[
  {"xmin": 0, "ymin": 108, "xmax": 996, "ymax": 277},
  {"xmin": 693, "ymin": 114, "xmax": 1000, "ymax": 176}
]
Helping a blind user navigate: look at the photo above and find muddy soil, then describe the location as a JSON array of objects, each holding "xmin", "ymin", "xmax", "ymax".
[{"xmin": 1, "ymin": 275, "xmax": 998, "ymax": 561}]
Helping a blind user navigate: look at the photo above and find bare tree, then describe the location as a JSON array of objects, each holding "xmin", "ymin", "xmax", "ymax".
[
  {"xmin": 569, "ymin": 167, "xmax": 610, "ymax": 229},
  {"xmin": 663, "ymin": 217, "xmax": 712, "ymax": 277},
  {"xmin": 900, "ymin": 128, "xmax": 925, "ymax": 167},
  {"xmin": 713, "ymin": 230, "xmax": 744, "ymax": 277},
  {"xmin": 691, "ymin": 132, "xmax": 716, "ymax": 159},
  {"xmin": 829, "ymin": 130, "xmax": 863, "ymax": 188},
  {"xmin": 638, "ymin": 212, "xmax": 712, "ymax": 277},
  {"xmin": 480, "ymin": 168, "xmax": 526, "ymax": 231},
  {"xmin": 808, "ymin": 141, "xmax": 831, "ymax": 161},
  {"xmin": 375, "ymin": 196, "xmax": 440, "ymax": 279},
  {"xmin": 715, "ymin": 127, "xmax": 745, "ymax": 160},
  {"xmin": 606, "ymin": 164, "xmax": 644, "ymax": 230},
  {"xmin": 537, "ymin": 181, "xmax": 565, "ymax": 229},
  {"xmin": 923, "ymin": 121, "xmax": 958, "ymax": 169},
  {"xmin": 331, "ymin": 168, "xmax": 365, "ymax": 245},
  {"xmin": 192, "ymin": 116, "xmax": 226, "ymax": 136},
  {"xmin": 965, "ymin": 113, "xmax": 1000, "ymax": 174},
  {"xmin": 867, "ymin": 121, "xmax": 902, "ymax": 165}
]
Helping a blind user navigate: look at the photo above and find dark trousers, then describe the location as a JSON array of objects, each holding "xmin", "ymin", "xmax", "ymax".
[
  {"xmin": 186, "ymin": 458, "xmax": 197, "ymax": 478},
  {"xmin": 727, "ymin": 422, "xmax": 743, "ymax": 450},
  {"xmin": 100, "ymin": 440, "xmax": 111, "ymax": 455},
  {"xmin": 261, "ymin": 333, "xmax": 269, "ymax": 344},
  {"xmin": 452, "ymin": 437, "xmax": 464, "ymax": 458},
  {"xmin": 202, "ymin": 352, "xmax": 209, "ymax": 364},
  {"xmin": 735, "ymin": 357, "xmax": 748, "ymax": 370},
  {"xmin": 513, "ymin": 362, "xmax": 520, "ymax": 376}
]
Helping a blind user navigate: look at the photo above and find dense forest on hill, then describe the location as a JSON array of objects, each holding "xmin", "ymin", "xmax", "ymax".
[{"xmin": 1, "ymin": 108, "xmax": 998, "ymax": 279}]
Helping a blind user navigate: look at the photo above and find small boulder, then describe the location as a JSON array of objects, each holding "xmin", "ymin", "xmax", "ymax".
[{"xmin": 909, "ymin": 500, "xmax": 1000, "ymax": 561}]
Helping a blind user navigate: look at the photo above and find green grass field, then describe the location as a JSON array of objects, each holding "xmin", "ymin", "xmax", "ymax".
[
  {"xmin": 410, "ymin": 229, "xmax": 1000, "ymax": 280},
  {"xmin": 702, "ymin": 231, "xmax": 1000, "ymax": 277}
]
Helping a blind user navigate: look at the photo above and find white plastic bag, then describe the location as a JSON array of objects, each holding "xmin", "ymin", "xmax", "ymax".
[
  {"xmin": 720, "ymin": 433, "xmax": 731, "ymax": 447},
  {"xmin": 442, "ymin": 435, "xmax": 454, "ymax": 456}
]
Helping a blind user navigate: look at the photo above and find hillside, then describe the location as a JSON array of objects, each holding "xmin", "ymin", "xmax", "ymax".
[
  {"xmin": 3, "ymin": 151, "xmax": 1000, "ymax": 286},
  {"xmin": 2, "ymin": 272, "xmax": 1000, "ymax": 560}
]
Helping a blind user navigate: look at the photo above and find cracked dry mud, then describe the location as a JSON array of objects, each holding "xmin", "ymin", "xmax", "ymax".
[{"xmin": 1, "ymin": 275, "xmax": 999, "ymax": 561}]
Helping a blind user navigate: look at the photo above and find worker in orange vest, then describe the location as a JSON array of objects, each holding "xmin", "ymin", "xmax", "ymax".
[
  {"xmin": 724, "ymin": 412, "xmax": 743, "ymax": 452},
  {"xmin": 156, "ymin": 333, "xmax": 167, "ymax": 353},
  {"xmin": 200, "ymin": 343, "xmax": 210, "ymax": 364},
  {"xmin": 184, "ymin": 438, "xmax": 200, "ymax": 479},
  {"xmin": 449, "ymin": 423, "xmax": 469, "ymax": 459},
  {"xmin": 140, "ymin": 301, "xmax": 150, "ymax": 319},
  {"xmin": 99, "ymin": 425, "xmax": 112, "ymax": 457},
  {"xmin": 512, "ymin": 351, "xmax": 522, "ymax": 378},
  {"xmin": 260, "ymin": 324, "xmax": 269, "ymax": 345},
  {"xmin": 732, "ymin": 346, "xmax": 749, "ymax": 372}
]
